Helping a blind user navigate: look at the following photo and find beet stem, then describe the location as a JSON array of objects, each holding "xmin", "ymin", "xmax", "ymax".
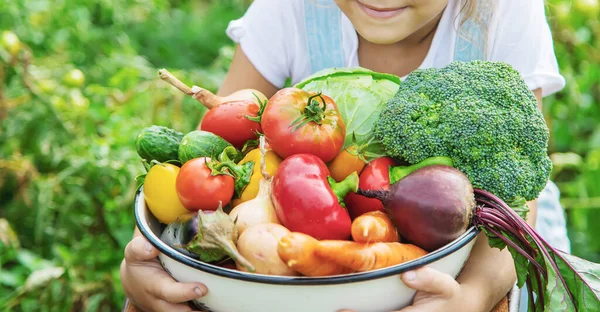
[
  {"xmin": 474, "ymin": 189, "xmax": 575, "ymax": 308},
  {"xmin": 526, "ymin": 278, "xmax": 536, "ymax": 311},
  {"xmin": 476, "ymin": 197, "xmax": 528, "ymax": 235},
  {"xmin": 479, "ymin": 213, "xmax": 547, "ymax": 307},
  {"xmin": 480, "ymin": 224, "xmax": 545, "ymax": 274},
  {"xmin": 478, "ymin": 209, "xmax": 524, "ymax": 243},
  {"xmin": 478, "ymin": 208, "xmax": 537, "ymax": 256}
]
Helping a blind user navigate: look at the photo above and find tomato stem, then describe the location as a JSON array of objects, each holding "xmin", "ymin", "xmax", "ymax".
[
  {"xmin": 209, "ymin": 160, "xmax": 254, "ymax": 199},
  {"xmin": 244, "ymin": 93, "xmax": 267, "ymax": 123},
  {"xmin": 289, "ymin": 93, "xmax": 327, "ymax": 132}
]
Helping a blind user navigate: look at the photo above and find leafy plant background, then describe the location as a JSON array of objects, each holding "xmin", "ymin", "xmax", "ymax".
[{"xmin": 0, "ymin": 0, "xmax": 598, "ymax": 310}]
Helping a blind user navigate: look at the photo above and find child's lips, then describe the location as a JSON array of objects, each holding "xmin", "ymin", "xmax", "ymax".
[{"xmin": 357, "ymin": 1, "xmax": 408, "ymax": 19}]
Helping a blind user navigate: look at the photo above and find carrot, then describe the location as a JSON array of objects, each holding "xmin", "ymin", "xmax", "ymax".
[
  {"xmin": 277, "ymin": 232, "xmax": 353, "ymax": 277},
  {"xmin": 351, "ymin": 211, "xmax": 400, "ymax": 243},
  {"xmin": 315, "ymin": 240, "xmax": 428, "ymax": 272}
]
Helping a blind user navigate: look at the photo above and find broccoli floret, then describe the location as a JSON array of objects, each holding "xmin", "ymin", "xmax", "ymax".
[{"xmin": 374, "ymin": 60, "xmax": 552, "ymax": 203}]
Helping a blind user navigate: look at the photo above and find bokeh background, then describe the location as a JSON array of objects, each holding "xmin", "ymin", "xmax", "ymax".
[{"xmin": 0, "ymin": 0, "xmax": 598, "ymax": 310}]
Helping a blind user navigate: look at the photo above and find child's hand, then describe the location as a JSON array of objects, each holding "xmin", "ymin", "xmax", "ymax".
[
  {"xmin": 120, "ymin": 235, "xmax": 208, "ymax": 312},
  {"xmin": 339, "ymin": 267, "xmax": 478, "ymax": 312}
]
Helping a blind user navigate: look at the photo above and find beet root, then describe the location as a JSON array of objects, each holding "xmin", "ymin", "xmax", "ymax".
[{"xmin": 357, "ymin": 165, "xmax": 475, "ymax": 252}]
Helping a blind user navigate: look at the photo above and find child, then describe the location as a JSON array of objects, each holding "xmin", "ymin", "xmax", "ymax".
[{"xmin": 120, "ymin": 0, "xmax": 570, "ymax": 311}]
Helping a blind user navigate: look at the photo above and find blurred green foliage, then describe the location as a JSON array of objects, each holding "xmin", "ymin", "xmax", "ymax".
[{"xmin": 0, "ymin": 0, "xmax": 598, "ymax": 310}]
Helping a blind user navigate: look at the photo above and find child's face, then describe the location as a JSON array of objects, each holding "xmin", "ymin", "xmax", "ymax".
[{"xmin": 334, "ymin": 0, "xmax": 449, "ymax": 44}]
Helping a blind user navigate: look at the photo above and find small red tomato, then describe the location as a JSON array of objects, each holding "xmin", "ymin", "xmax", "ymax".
[
  {"xmin": 344, "ymin": 157, "xmax": 397, "ymax": 219},
  {"xmin": 199, "ymin": 100, "xmax": 261, "ymax": 149},
  {"xmin": 176, "ymin": 157, "xmax": 234, "ymax": 211},
  {"xmin": 261, "ymin": 88, "xmax": 346, "ymax": 163}
]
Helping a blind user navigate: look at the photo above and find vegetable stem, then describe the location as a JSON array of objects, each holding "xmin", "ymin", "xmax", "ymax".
[
  {"xmin": 388, "ymin": 156, "xmax": 454, "ymax": 184},
  {"xmin": 157, "ymin": 68, "xmax": 220, "ymax": 109},
  {"xmin": 216, "ymin": 237, "xmax": 255, "ymax": 272},
  {"xmin": 245, "ymin": 93, "xmax": 267, "ymax": 123},
  {"xmin": 289, "ymin": 93, "xmax": 327, "ymax": 131},
  {"xmin": 158, "ymin": 68, "xmax": 193, "ymax": 95},
  {"xmin": 478, "ymin": 208, "xmax": 535, "ymax": 255},
  {"xmin": 477, "ymin": 219, "xmax": 545, "ymax": 273},
  {"xmin": 327, "ymin": 172, "xmax": 359, "ymax": 207},
  {"xmin": 356, "ymin": 188, "xmax": 390, "ymax": 202},
  {"xmin": 474, "ymin": 188, "xmax": 576, "ymax": 310}
]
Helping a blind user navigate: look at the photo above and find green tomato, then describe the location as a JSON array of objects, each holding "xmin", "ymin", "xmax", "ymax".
[
  {"xmin": 63, "ymin": 69, "xmax": 86, "ymax": 88},
  {"xmin": 1, "ymin": 31, "xmax": 21, "ymax": 56}
]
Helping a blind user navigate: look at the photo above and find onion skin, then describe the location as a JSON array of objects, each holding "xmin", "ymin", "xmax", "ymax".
[{"xmin": 229, "ymin": 179, "xmax": 281, "ymax": 235}]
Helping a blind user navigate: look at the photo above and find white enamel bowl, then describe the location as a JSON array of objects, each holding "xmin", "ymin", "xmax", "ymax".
[{"xmin": 134, "ymin": 187, "xmax": 480, "ymax": 312}]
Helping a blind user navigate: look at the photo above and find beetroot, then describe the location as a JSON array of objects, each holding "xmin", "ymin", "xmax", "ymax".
[
  {"xmin": 358, "ymin": 163, "xmax": 600, "ymax": 311},
  {"xmin": 357, "ymin": 164, "xmax": 474, "ymax": 251}
]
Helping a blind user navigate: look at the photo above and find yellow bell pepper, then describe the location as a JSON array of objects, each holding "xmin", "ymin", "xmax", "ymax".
[
  {"xmin": 328, "ymin": 145, "xmax": 367, "ymax": 182},
  {"xmin": 232, "ymin": 148, "xmax": 282, "ymax": 207},
  {"xmin": 144, "ymin": 162, "xmax": 189, "ymax": 224}
]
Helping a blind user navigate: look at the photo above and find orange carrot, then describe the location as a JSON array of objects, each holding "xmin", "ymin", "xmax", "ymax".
[
  {"xmin": 277, "ymin": 232, "xmax": 353, "ymax": 277},
  {"xmin": 351, "ymin": 211, "xmax": 400, "ymax": 243},
  {"xmin": 315, "ymin": 240, "xmax": 428, "ymax": 272}
]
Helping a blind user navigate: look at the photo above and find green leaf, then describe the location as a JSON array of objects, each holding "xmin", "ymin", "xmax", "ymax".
[
  {"xmin": 506, "ymin": 197, "xmax": 530, "ymax": 220},
  {"xmin": 508, "ymin": 246, "xmax": 531, "ymax": 289},
  {"xmin": 552, "ymin": 251, "xmax": 600, "ymax": 311}
]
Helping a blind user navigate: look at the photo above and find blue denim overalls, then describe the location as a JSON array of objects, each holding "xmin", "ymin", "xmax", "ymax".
[{"xmin": 302, "ymin": 0, "xmax": 571, "ymax": 309}]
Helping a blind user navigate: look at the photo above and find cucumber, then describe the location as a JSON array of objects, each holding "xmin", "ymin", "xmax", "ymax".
[
  {"xmin": 178, "ymin": 130, "xmax": 235, "ymax": 164},
  {"xmin": 136, "ymin": 125, "xmax": 184, "ymax": 163}
]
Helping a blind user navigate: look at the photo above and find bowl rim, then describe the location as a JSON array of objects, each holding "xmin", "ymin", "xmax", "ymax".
[{"xmin": 135, "ymin": 187, "xmax": 481, "ymax": 285}]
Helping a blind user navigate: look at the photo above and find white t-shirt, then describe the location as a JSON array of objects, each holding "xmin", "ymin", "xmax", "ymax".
[{"xmin": 226, "ymin": 0, "xmax": 566, "ymax": 97}]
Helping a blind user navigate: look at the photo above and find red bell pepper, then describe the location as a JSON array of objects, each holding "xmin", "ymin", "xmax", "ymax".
[
  {"xmin": 271, "ymin": 154, "xmax": 357, "ymax": 240},
  {"xmin": 344, "ymin": 157, "xmax": 397, "ymax": 220}
]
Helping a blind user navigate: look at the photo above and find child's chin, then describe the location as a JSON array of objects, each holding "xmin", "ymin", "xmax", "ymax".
[{"xmin": 355, "ymin": 26, "xmax": 413, "ymax": 45}]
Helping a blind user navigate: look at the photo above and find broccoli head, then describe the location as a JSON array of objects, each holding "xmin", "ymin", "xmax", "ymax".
[{"xmin": 374, "ymin": 60, "xmax": 552, "ymax": 203}]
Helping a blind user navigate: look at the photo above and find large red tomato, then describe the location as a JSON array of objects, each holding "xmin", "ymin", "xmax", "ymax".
[
  {"xmin": 199, "ymin": 100, "xmax": 261, "ymax": 149},
  {"xmin": 176, "ymin": 157, "xmax": 234, "ymax": 211},
  {"xmin": 344, "ymin": 157, "xmax": 397, "ymax": 219},
  {"xmin": 260, "ymin": 88, "xmax": 346, "ymax": 163}
]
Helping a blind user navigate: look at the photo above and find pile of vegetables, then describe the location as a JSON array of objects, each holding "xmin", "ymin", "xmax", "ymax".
[{"xmin": 135, "ymin": 62, "xmax": 600, "ymax": 311}]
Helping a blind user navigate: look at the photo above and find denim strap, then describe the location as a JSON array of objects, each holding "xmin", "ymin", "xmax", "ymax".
[
  {"xmin": 304, "ymin": 0, "xmax": 345, "ymax": 73},
  {"xmin": 453, "ymin": 0, "xmax": 493, "ymax": 62}
]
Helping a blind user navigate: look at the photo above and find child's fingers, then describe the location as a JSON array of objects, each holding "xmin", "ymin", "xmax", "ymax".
[
  {"xmin": 124, "ymin": 235, "xmax": 159, "ymax": 263},
  {"xmin": 147, "ymin": 274, "xmax": 208, "ymax": 304},
  {"xmin": 400, "ymin": 266, "xmax": 459, "ymax": 298}
]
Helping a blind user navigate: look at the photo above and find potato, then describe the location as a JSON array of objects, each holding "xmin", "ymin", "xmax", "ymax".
[{"xmin": 236, "ymin": 223, "xmax": 300, "ymax": 276}]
